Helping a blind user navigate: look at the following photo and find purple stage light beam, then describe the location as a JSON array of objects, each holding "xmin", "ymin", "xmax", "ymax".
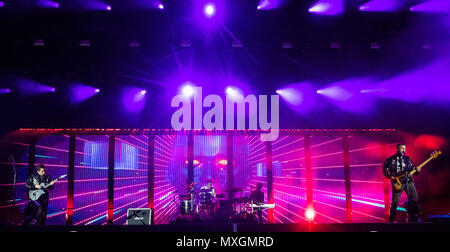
[
  {"xmin": 309, "ymin": 0, "xmax": 344, "ymax": 16},
  {"xmin": 257, "ymin": 0, "xmax": 285, "ymax": 10},
  {"xmin": 0, "ymin": 88, "xmax": 10, "ymax": 94},
  {"xmin": 16, "ymin": 79, "xmax": 56, "ymax": 96},
  {"xmin": 65, "ymin": 0, "xmax": 111, "ymax": 11},
  {"xmin": 257, "ymin": 0, "xmax": 269, "ymax": 10},
  {"xmin": 37, "ymin": 0, "xmax": 60, "ymax": 8},
  {"xmin": 317, "ymin": 79, "xmax": 376, "ymax": 114},
  {"xmin": 277, "ymin": 88, "xmax": 304, "ymax": 106},
  {"xmin": 121, "ymin": 87, "xmax": 148, "ymax": 113},
  {"xmin": 0, "ymin": 1, "xmax": 5, "ymax": 8},
  {"xmin": 359, "ymin": 0, "xmax": 405, "ymax": 12},
  {"xmin": 362, "ymin": 57, "xmax": 450, "ymax": 105},
  {"xmin": 277, "ymin": 83, "xmax": 317, "ymax": 115},
  {"xmin": 410, "ymin": 0, "xmax": 450, "ymax": 14},
  {"xmin": 70, "ymin": 84, "xmax": 101, "ymax": 105},
  {"xmin": 317, "ymin": 86, "xmax": 353, "ymax": 101}
]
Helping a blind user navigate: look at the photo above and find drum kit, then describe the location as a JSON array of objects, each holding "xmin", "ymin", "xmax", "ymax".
[{"xmin": 176, "ymin": 184, "xmax": 275, "ymax": 223}]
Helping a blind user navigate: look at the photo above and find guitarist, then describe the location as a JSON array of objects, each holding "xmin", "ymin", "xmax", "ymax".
[
  {"xmin": 383, "ymin": 144, "xmax": 421, "ymax": 223},
  {"xmin": 24, "ymin": 164, "xmax": 55, "ymax": 225}
]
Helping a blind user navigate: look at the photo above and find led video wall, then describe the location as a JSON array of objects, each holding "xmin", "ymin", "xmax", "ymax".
[
  {"xmin": 35, "ymin": 136, "xmax": 69, "ymax": 225},
  {"xmin": 73, "ymin": 135, "xmax": 109, "ymax": 225},
  {"xmin": 272, "ymin": 135, "xmax": 307, "ymax": 223},
  {"xmin": 0, "ymin": 131, "xmax": 402, "ymax": 225},
  {"xmin": 113, "ymin": 136, "xmax": 149, "ymax": 225},
  {"xmin": 310, "ymin": 136, "xmax": 347, "ymax": 223},
  {"xmin": 244, "ymin": 135, "xmax": 268, "ymax": 222},
  {"xmin": 154, "ymin": 135, "xmax": 183, "ymax": 225}
]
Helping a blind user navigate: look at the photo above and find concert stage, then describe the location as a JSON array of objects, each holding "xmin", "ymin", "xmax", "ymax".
[
  {"xmin": 0, "ymin": 129, "xmax": 405, "ymax": 226},
  {"xmin": 0, "ymin": 129, "xmax": 448, "ymax": 228},
  {"xmin": 2, "ymin": 223, "xmax": 450, "ymax": 232},
  {"xmin": 1, "ymin": 0, "xmax": 450, "ymax": 236}
]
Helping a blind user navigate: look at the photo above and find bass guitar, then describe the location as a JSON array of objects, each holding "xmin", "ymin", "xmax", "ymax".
[{"xmin": 392, "ymin": 151, "xmax": 442, "ymax": 191}]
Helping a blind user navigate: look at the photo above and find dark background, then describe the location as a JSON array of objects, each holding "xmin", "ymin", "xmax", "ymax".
[{"xmin": 0, "ymin": 0, "xmax": 449, "ymax": 134}]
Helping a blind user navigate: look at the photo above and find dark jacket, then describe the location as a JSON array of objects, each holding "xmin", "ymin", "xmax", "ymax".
[
  {"xmin": 25, "ymin": 173, "xmax": 54, "ymax": 191},
  {"xmin": 383, "ymin": 154, "xmax": 417, "ymax": 183},
  {"xmin": 250, "ymin": 190, "xmax": 265, "ymax": 205}
]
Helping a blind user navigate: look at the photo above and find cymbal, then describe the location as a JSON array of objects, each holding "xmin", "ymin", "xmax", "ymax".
[
  {"xmin": 226, "ymin": 188, "xmax": 245, "ymax": 192},
  {"xmin": 234, "ymin": 197, "xmax": 250, "ymax": 203},
  {"xmin": 216, "ymin": 194, "xmax": 226, "ymax": 199}
]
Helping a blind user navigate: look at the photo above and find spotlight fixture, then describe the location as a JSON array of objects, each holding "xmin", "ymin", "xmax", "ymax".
[
  {"xmin": 226, "ymin": 87, "xmax": 237, "ymax": 96},
  {"xmin": 305, "ymin": 208, "xmax": 316, "ymax": 222},
  {"xmin": 309, "ymin": 0, "xmax": 344, "ymax": 16},
  {"xmin": 182, "ymin": 84, "xmax": 195, "ymax": 97},
  {"xmin": 33, "ymin": 39, "xmax": 45, "ymax": 46},
  {"xmin": 129, "ymin": 41, "xmax": 141, "ymax": 47},
  {"xmin": 204, "ymin": 3, "xmax": 216, "ymax": 18},
  {"xmin": 80, "ymin": 40, "xmax": 91, "ymax": 47},
  {"xmin": 282, "ymin": 42, "xmax": 293, "ymax": 49},
  {"xmin": 370, "ymin": 42, "xmax": 381, "ymax": 49}
]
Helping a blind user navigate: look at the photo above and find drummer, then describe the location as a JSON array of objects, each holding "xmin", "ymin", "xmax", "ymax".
[{"xmin": 201, "ymin": 179, "xmax": 217, "ymax": 200}]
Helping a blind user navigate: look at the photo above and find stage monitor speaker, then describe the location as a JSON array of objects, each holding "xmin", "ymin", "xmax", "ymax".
[
  {"xmin": 126, "ymin": 208, "xmax": 152, "ymax": 225},
  {"xmin": 427, "ymin": 215, "xmax": 450, "ymax": 223}
]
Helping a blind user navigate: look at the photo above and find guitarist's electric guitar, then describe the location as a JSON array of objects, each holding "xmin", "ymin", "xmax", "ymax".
[
  {"xmin": 392, "ymin": 151, "xmax": 442, "ymax": 191},
  {"xmin": 29, "ymin": 174, "xmax": 67, "ymax": 201}
]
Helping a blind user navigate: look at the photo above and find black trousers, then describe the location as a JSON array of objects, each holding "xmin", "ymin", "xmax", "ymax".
[
  {"xmin": 37, "ymin": 194, "xmax": 49, "ymax": 225},
  {"xmin": 24, "ymin": 194, "xmax": 49, "ymax": 225},
  {"xmin": 389, "ymin": 181, "xmax": 419, "ymax": 223}
]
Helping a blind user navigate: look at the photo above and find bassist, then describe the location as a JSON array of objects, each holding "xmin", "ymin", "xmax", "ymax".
[
  {"xmin": 383, "ymin": 144, "xmax": 421, "ymax": 223},
  {"xmin": 24, "ymin": 164, "xmax": 54, "ymax": 225}
]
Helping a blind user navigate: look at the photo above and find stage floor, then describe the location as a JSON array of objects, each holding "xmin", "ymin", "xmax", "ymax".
[{"xmin": 2, "ymin": 223, "xmax": 450, "ymax": 232}]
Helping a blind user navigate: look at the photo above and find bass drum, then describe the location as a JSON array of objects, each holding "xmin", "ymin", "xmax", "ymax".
[
  {"xmin": 215, "ymin": 200, "xmax": 234, "ymax": 221},
  {"xmin": 199, "ymin": 191, "xmax": 213, "ymax": 205}
]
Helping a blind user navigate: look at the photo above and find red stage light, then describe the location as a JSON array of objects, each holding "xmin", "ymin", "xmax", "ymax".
[
  {"xmin": 217, "ymin": 159, "xmax": 228, "ymax": 165},
  {"xmin": 185, "ymin": 160, "xmax": 200, "ymax": 165},
  {"xmin": 305, "ymin": 208, "xmax": 316, "ymax": 222},
  {"xmin": 414, "ymin": 135, "xmax": 446, "ymax": 150}
]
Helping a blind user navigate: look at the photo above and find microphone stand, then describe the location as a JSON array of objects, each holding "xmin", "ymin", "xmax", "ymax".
[{"xmin": 8, "ymin": 155, "xmax": 17, "ymax": 207}]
